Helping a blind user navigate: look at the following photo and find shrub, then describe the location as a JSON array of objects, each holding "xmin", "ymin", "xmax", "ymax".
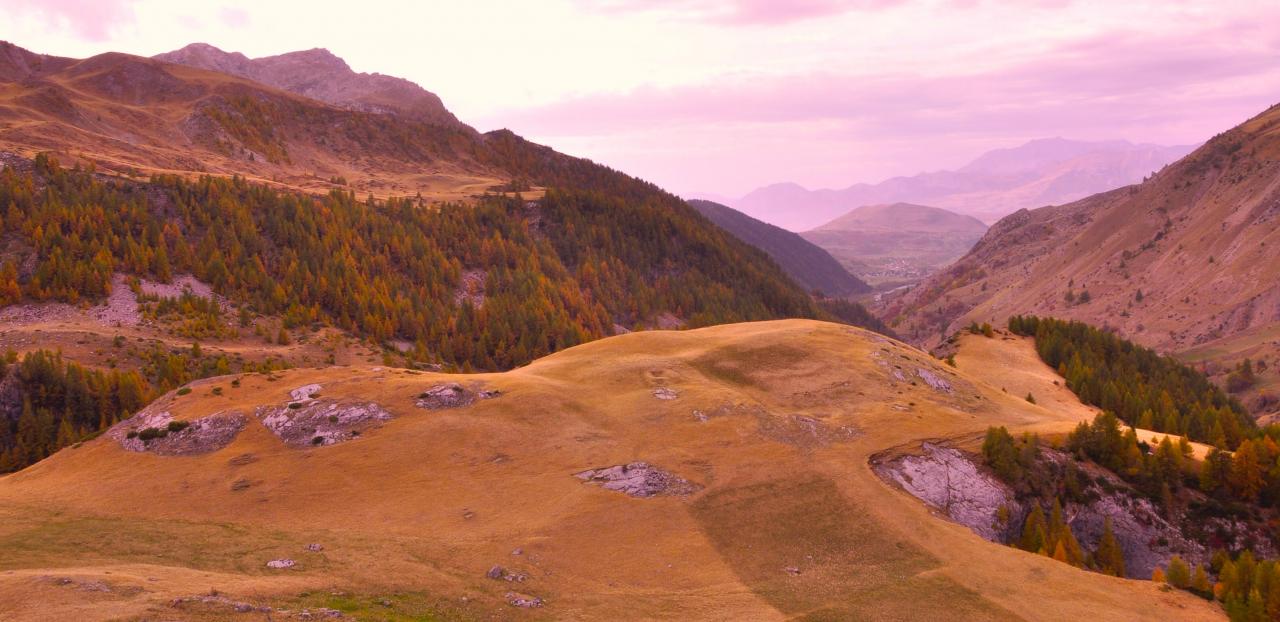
[
  {"xmin": 288, "ymin": 402, "xmax": 303, "ymax": 410},
  {"xmin": 311, "ymin": 436, "xmax": 324, "ymax": 445},
  {"xmin": 138, "ymin": 427, "xmax": 167, "ymax": 441},
  {"xmin": 166, "ymin": 420, "xmax": 190, "ymax": 433},
  {"xmin": 1026, "ymin": 393, "xmax": 1037, "ymax": 404},
  {"xmin": 176, "ymin": 387, "xmax": 192, "ymax": 396}
]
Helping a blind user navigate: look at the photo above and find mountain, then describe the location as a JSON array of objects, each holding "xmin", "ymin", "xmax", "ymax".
[
  {"xmin": 0, "ymin": 319, "xmax": 1221, "ymax": 620},
  {"xmin": 734, "ymin": 138, "xmax": 1196, "ymax": 230},
  {"xmin": 0, "ymin": 41, "xmax": 905, "ymax": 472},
  {"xmin": 884, "ymin": 102, "xmax": 1280, "ymax": 417},
  {"xmin": 801, "ymin": 203, "xmax": 988, "ymax": 287},
  {"xmin": 688, "ymin": 199, "xmax": 870, "ymax": 297},
  {"xmin": 153, "ymin": 43, "xmax": 461, "ymax": 127}
]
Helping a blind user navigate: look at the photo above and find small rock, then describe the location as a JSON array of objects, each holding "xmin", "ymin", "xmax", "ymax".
[
  {"xmin": 506, "ymin": 592, "xmax": 544, "ymax": 608},
  {"xmin": 265, "ymin": 559, "xmax": 296, "ymax": 569},
  {"xmin": 511, "ymin": 548, "xmax": 523, "ymax": 556},
  {"xmin": 652, "ymin": 387, "xmax": 679, "ymax": 400},
  {"xmin": 305, "ymin": 543, "xmax": 324, "ymax": 552},
  {"xmin": 783, "ymin": 566, "xmax": 801, "ymax": 576},
  {"xmin": 486, "ymin": 566, "xmax": 505, "ymax": 580}
]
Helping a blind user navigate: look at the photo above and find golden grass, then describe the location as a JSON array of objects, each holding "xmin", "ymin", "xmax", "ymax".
[{"xmin": 0, "ymin": 320, "xmax": 1223, "ymax": 620}]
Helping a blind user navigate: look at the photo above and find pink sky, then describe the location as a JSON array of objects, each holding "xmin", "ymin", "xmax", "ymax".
[{"xmin": 3, "ymin": 0, "xmax": 1278, "ymax": 197}]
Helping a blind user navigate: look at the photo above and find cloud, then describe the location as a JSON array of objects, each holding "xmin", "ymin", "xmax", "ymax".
[
  {"xmin": 486, "ymin": 26, "xmax": 1280, "ymax": 138},
  {"xmin": 219, "ymin": 7, "xmax": 250, "ymax": 28},
  {"xmin": 480, "ymin": 21, "xmax": 1280, "ymax": 195},
  {"xmin": 7, "ymin": 0, "xmax": 138, "ymax": 41},
  {"xmin": 578, "ymin": 0, "xmax": 904, "ymax": 25}
]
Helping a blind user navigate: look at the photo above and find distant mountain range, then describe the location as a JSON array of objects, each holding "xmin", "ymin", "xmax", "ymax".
[
  {"xmin": 883, "ymin": 103, "xmax": 1280, "ymax": 418},
  {"xmin": 688, "ymin": 199, "xmax": 869, "ymax": 297},
  {"xmin": 801, "ymin": 203, "xmax": 988, "ymax": 287},
  {"xmin": 725, "ymin": 138, "xmax": 1196, "ymax": 230}
]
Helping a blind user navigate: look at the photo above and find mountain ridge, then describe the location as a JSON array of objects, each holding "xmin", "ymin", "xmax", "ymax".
[{"xmin": 733, "ymin": 138, "xmax": 1196, "ymax": 230}]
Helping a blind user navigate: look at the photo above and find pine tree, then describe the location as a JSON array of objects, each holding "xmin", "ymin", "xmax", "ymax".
[
  {"xmin": 1095, "ymin": 518, "xmax": 1126, "ymax": 577},
  {"xmin": 1019, "ymin": 504, "xmax": 1048, "ymax": 554},
  {"xmin": 1166, "ymin": 555, "xmax": 1191, "ymax": 588}
]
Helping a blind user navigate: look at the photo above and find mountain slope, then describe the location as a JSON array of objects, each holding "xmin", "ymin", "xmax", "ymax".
[
  {"xmin": 0, "ymin": 320, "xmax": 1219, "ymax": 620},
  {"xmin": 736, "ymin": 139, "xmax": 1194, "ymax": 230},
  {"xmin": 802, "ymin": 203, "xmax": 987, "ymax": 286},
  {"xmin": 688, "ymin": 199, "xmax": 869, "ymax": 296},
  {"xmin": 153, "ymin": 43, "xmax": 462, "ymax": 128},
  {"xmin": 885, "ymin": 103, "xmax": 1280, "ymax": 407}
]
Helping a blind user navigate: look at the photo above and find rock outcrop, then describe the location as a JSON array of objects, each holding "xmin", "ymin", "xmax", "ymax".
[
  {"xmin": 874, "ymin": 442, "xmax": 1276, "ymax": 579},
  {"xmin": 256, "ymin": 400, "xmax": 392, "ymax": 447},
  {"xmin": 575, "ymin": 462, "xmax": 700, "ymax": 498},
  {"xmin": 110, "ymin": 409, "xmax": 246, "ymax": 456},
  {"xmin": 875, "ymin": 442, "xmax": 1018, "ymax": 541},
  {"xmin": 414, "ymin": 383, "xmax": 499, "ymax": 410}
]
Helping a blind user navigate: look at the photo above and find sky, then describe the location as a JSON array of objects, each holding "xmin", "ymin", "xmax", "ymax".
[{"xmin": 3, "ymin": 0, "xmax": 1279, "ymax": 197}]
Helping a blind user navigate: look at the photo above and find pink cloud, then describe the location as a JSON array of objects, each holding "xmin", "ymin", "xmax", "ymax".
[
  {"xmin": 481, "ymin": 24, "xmax": 1280, "ymax": 195},
  {"xmin": 7, "ymin": 0, "xmax": 137, "ymax": 41},
  {"xmin": 219, "ymin": 7, "xmax": 251, "ymax": 28},
  {"xmin": 579, "ymin": 0, "xmax": 905, "ymax": 25}
]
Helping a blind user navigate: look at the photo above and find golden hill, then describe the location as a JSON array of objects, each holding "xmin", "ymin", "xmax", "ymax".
[{"xmin": 0, "ymin": 320, "xmax": 1219, "ymax": 620}]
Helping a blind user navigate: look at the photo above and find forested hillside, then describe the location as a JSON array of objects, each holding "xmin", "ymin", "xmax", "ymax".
[
  {"xmin": 687, "ymin": 199, "xmax": 870, "ymax": 297},
  {"xmin": 0, "ymin": 155, "xmax": 829, "ymax": 369}
]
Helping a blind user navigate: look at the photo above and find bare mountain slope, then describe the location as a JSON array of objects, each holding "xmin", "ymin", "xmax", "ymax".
[
  {"xmin": 885, "ymin": 103, "xmax": 1280, "ymax": 410},
  {"xmin": 0, "ymin": 41, "xmax": 498, "ymax": 200},
  {"xmin": 689, "ymin": 199, "xmax": 870, "ymax": 296},
  {"xmin": 154, "ymin": 43, "xmax": 462, "ymax": 128},
  {"xmin": 802, "ymin": 203, "xmax": 988, "ymax": 286},
  {"xmin": 736, "ymin": 138, "xmax": 1194, "ymax": 230}
]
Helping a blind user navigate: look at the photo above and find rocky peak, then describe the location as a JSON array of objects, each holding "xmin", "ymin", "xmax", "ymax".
[{"xmin": 153, "ymin": 43, "xmax": 463, "ymax": 128}]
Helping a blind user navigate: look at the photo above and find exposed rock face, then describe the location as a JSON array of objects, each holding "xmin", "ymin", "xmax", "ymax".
[
  {"xmin": 875, "ymin": 442, "xmax": 1019, "ymax": 541},
  {"xmin": 414, "ymin": 383, "xmax": 499, "ymax": 410},
  {"xmin": 874, "ymin": 443, "xmax": 1275, "ymax": 579},
  {"xmin": 265, "ymin": 559, "xmax": 295, "ymax": 569},
  {"xmin": 575, "ymin": 462, "xmax": 700, "ymax": 498},
  {"xmin": 256, "ymin": 400, "xmax": 391, "ymax": 447},
  {"xmin": 109, "ymin": 409, "xmax": 246, "ymax": 456}
]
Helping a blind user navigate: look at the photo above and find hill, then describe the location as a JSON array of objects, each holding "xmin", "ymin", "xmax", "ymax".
[
  {"xmin": 884, "ymin": 103, "xmax": 1280, "ymax": 418},
  {"xmin": 801, "ymin": 203, "xmax": 987, "ymax": 287},
  {"xmin": 734, "ymin": 138, "xmax": 1194, "ymax": 230},
  {"xmin": 0, "ymin": 320, "xmax": 1219, "ymax": 620},
  {"xmin": 688, "ymin": 199, "xmax": 870, "ymax": 297}
]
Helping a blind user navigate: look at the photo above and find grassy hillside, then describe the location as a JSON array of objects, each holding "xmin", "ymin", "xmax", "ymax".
[
  {"xmin": 0, "ymin": 320, "xmax": 1221, "ymax": 620},
  {"xmin": 687, "ymin": 199, "xmax": 870, "ymax": 297}
]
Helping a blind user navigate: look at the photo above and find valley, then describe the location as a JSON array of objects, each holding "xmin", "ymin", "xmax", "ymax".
[{"xmin": 0, "ymin": 4, "xmax": 1276, "ymax": 618}]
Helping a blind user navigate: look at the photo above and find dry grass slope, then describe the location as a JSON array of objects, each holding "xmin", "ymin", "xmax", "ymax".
[{"xmin": 0, "ymin": 320, "xmax": 1221, "ymax": 620}]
